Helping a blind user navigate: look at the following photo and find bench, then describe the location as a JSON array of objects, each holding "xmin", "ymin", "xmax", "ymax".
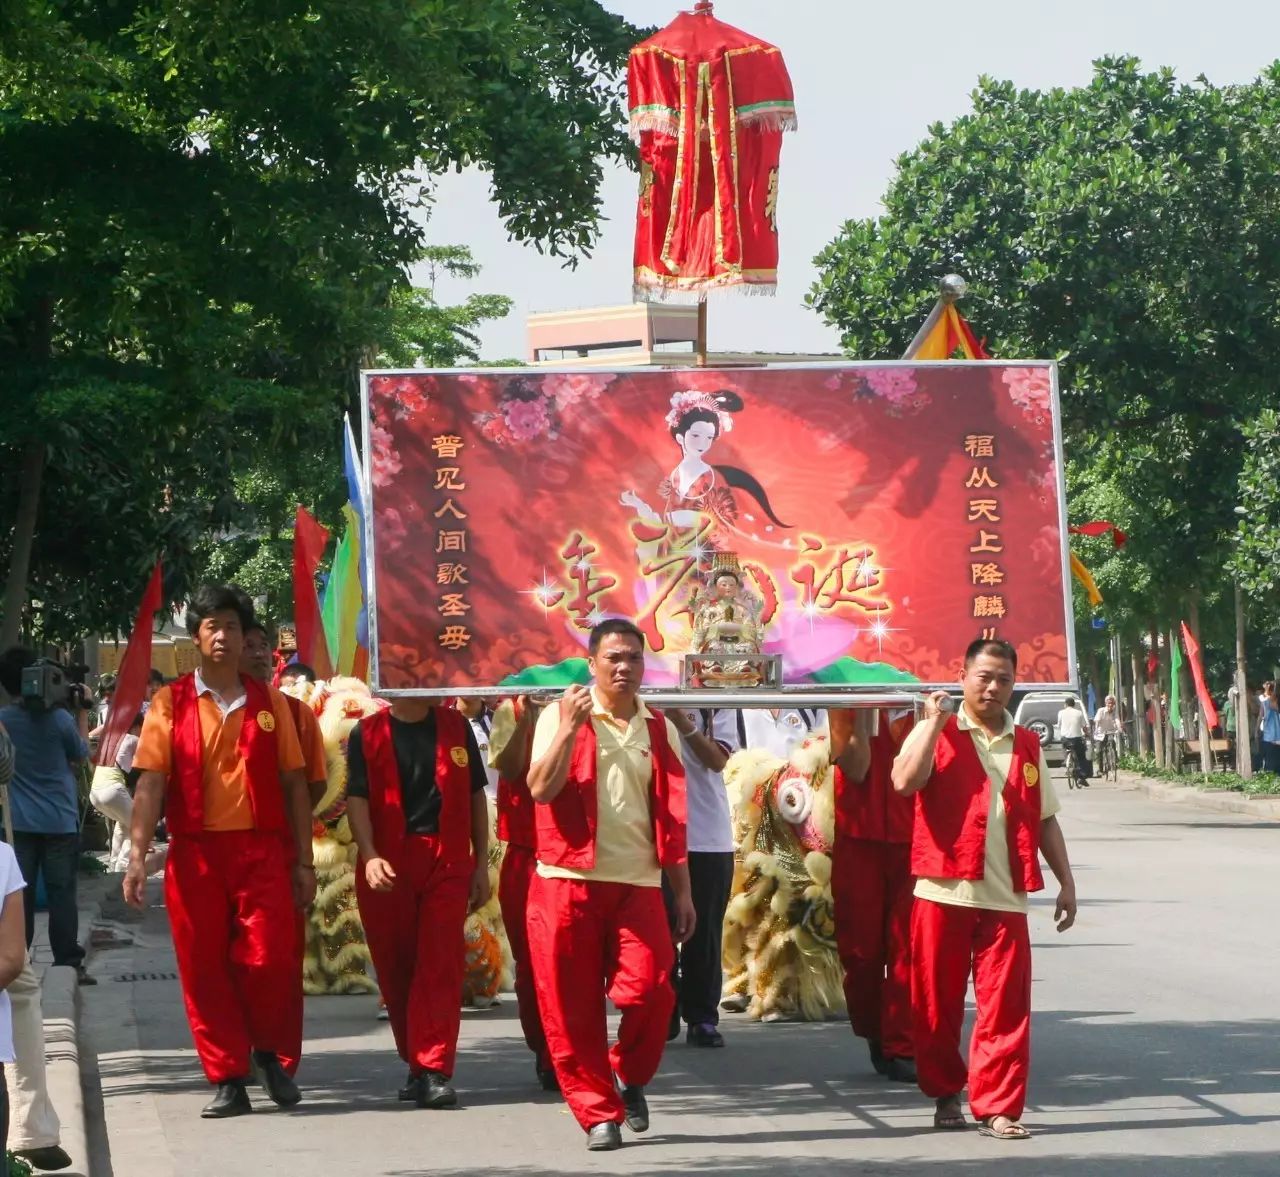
[{"xmin": 1177, "ymin": 738, "xmax": 1232, "ymax": 772}]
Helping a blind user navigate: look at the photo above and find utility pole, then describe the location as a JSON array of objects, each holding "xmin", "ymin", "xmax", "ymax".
[{"xmin": 1235, "ymin": 583, "xmax": 1253, "ymax": 778}]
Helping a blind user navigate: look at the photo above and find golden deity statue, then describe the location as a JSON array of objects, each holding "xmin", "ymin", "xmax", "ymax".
[{"xmin": 689, "ymin": 555, "xmax": 766, "ymax": 687}]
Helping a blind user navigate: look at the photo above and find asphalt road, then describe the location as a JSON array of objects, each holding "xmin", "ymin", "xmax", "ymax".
[{"xmin": 81, "ymin": 775, "xmax": 1280, "ymax": 1177}]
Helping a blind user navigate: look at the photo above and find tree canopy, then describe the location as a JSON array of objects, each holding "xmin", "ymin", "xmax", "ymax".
[
  {"xmin": 0, "ymin": 0, "xmax": 642, "ymax": 644},
  {"xmin": 809, "ymin": 56, "xmax": 1280, "ymax": 682}
]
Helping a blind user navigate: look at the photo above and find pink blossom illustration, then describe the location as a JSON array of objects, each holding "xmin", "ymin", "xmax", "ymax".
[
  {"xmin": 504, "ymin": 397, "xmax": 551, "ymax": 440},
  {"xmin": 378, "ymin": 506, "xmax": 408, "ymax": 550},
  {"xmin": 543, "ymin": 373, "xmax": 611, "ymax": 411},
  {"xmin": 476, "ymin": 414, "xmax": 513, "ymax": 445},
  {"xmin": 1030, "ymin": 524, "xmax": 1064, "ymax": 580},
  {"xmin": 368, "ymin": 419, "xmax": 402, "ymax": 487},
  {"xmin": 1003, "ymin": 367, "xmax": 1051, "ymax": 416},
  {"xmin": 370, "ymin": 375, "xmax": 431, "ymax": 419},
  {"xmin": 862, "ymin": 368, "xmax": 927, "ymax": 414}
]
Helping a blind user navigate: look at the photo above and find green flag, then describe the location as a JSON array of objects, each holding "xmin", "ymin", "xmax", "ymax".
[{"xmin": 1169, "ymin": 633, "xmax": 1183, "ymax": 736}]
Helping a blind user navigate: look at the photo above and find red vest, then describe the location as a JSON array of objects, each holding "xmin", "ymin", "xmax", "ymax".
[
  {"xmin": 911, "ymin": 716, "xmax": 1045, "ymax": 893},
  {"xmin": 496, "ymin": 699, "xmax": 537, "ymax": 850},
  {"xmin": 834, "ymin": 710, "xmax": 915, "ymax": 844},
  {"xmin": 358, "ymin": 707, "xmax": 473, "ymax": 870},
  {"xmin": 167, "ymin": 673, "xmax": 286, "ymax": 837},
  {"xmin": 536, "ymin": 713, "xmax": 686, "ymax": 871}
]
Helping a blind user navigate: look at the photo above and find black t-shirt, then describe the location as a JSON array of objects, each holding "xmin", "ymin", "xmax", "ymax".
[{"xmin": 346, "ymin": 711, "xmax": 486, "ymax": 834}]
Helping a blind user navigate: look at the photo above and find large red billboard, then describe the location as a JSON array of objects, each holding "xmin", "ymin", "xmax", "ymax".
[{"xmin": 362, "ymin": 364, "xmax": 1073, "ymax": 694}]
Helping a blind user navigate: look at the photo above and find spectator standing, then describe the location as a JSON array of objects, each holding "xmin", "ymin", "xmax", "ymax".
[{"xmin": 1260, "ymin": 683, "xmax": 1280, "ymax": 775}]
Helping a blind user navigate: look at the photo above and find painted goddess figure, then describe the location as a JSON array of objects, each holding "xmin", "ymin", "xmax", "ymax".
[{"xmin": 620, "ymin": 389, "xmax": 790, "ymax": 549}]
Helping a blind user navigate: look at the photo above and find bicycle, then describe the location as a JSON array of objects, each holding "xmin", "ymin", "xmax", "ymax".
[
  {"xmin": 1063, "ymin": 740, "xmax": 1089, "ymax": 790},
  {"xmin": 1097, "ymin": 732, "xmax": 1118, "ymax": 782}
]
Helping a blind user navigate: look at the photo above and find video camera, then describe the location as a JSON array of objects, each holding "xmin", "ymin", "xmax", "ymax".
[{"xmin": 19, "ymin": 659, "xmax": 92, "ymax": 713}]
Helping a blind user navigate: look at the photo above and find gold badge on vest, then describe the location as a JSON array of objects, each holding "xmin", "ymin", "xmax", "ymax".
[
  {"xmin": 1023, "ymin": 763, "xmax": 1039, "ymax": 788},
  {"xmin": 450, "ymin": 746, "xmax": 470, "ymax": 768},
  {"xmin": 257, "ymin": 710, "xmax": 276, "ymax": 732}
]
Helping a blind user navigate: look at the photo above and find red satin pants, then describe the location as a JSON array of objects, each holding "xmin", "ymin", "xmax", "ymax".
[
  {"xmin": 165, "ymin": 831, "xmax": 303, "ymax": 1084},
  {"xmin": 497, "ymin": 843, "xmax": 549, "ymax": 1069},
  {"xmin": 911, "ymin": 897, "xmax": 1032, "ymax": 1120},
  {"xmin": 357, "ymin": 835, "xmax": 471, "ymax": 1078},
  {"xmin": 527, "ymin": 874, "xmax": 673, "ymax": 1131},
  {"xmin": 831, "ymin": 836, "xmax": 914, "ymax": 1059}
]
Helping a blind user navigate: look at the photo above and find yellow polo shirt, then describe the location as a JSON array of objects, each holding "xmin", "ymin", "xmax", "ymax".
[
  {"xmin": 530, "ymin": 690, "xmax": 682, "ymax": 888},
  {"xmin": 906, "ymin": 706, "xmax": 1059, "ymax": 914}
]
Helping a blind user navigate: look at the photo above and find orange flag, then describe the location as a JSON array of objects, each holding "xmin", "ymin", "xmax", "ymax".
[
  {"xmin": 97, "ymin": 561, "xmax": 163, "ymax": 769},
  {"xmin": 1179, "ymin": 622, "xmax": 1220, "ymax": 731},
  {"xmin": 910, "ymin": 303, "xmax": 991, "ymax": 360},
  {"xmin": 292, "ymin": 507, "xmax": 334, "ymax": 678}
]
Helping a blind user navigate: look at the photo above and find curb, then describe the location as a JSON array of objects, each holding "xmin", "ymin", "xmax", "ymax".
[
  {"xmin": 41, "ymin": 966, "xmax": 88, "ymax": 1177},
  {"xmin": 1116, "ymin": 771, "xmax": 1280, "ymax": 820}
]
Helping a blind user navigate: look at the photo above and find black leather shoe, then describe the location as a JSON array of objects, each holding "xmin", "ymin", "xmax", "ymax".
[
  {"xmin": 868, "ymin": 1039, "xmax": 889, "ymax": 1076},
  {"xmin": 667, "ymin": 1006, "xmax": 681, "ymax": 1041},
  {"xmin": 416, "ymin": 1070, "xmax": 457, "ymax": 1109},
  {"xmin": 884, "ymin": 1056, "xmax": 918, "ymax": 1084},
  {"xmin": 250, "ymin": 1051, "xmax": 301, "ymax": 1107},
  {"xmin": 536, "ymin": 1065, "xmax": 560, "ymax": 1092},
  {"xmin": 399, "ymin": 1070, "xmax": 422, "ymax": 1102},
  {"xmin": 686, "ymin": 1022, "xmax": 725, "ymax": 1048},
  {"xmin": 618, "ymin": 1081, "xmax": 649, "ymax": 1133},
  {"xmin": 201, "ymin": 1081, "xmax": 252, "ymax": 1119},
  {"xmin": 12, "ymin": 1145, "xmax": 73, "ymax": 1171},
  {"xmin": 586, "ymin": 1122, "xmax": 622, "ymax": 1151}
]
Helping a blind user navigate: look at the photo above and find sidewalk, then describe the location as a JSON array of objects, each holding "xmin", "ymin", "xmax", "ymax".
[
  {"xmin": 26, "ymin": 868, "xmax": 118, "ymax": 1177},
  {"xmin": 1114, "ymin": 769, "xmax": 1280, "ymax": 820}
]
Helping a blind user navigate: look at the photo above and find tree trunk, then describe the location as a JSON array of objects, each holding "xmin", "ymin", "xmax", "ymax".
[
  {"xmin": 1235, "ymin": 583, "xmax": 1253, "ymax": 779},
  {"xmin": 1, "ymin": 440, "xmax": 46, "ymax": 649},
  {"xmin": 1151, "ymin": 623, "xmax": 1166, "ymax": 768},
  {"xmin": 1187, "ymin": 598, "xmax": 1212, "ymax": 776},
  {"xmin": 1131, "ymin": 647, "xmax": 1148, "ymax": 757}
]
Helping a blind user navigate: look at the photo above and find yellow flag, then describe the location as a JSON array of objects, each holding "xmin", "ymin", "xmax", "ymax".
[{"xmin": 1069, "ymin": 552, "xmax": 1102, "ymax": 607}]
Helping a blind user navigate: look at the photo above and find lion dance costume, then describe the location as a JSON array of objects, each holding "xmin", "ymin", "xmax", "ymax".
[{"xmin": 720, "ymin": 732, "xmax": 845, "ymax": 1021}]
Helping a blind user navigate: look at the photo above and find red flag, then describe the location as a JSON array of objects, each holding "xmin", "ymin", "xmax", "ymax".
[
  {"xmin": 1070, "ymin": 521, "xmax": 1129, "ymax": 548},
  {"xmin": 1179, "ymin": 622, "xmax": 1220, "ymax": 731},
  {"xmin": 292, "ymin": 507, "xmax": 334, "ymax": 678},
  {"xmin": 97, "ymin": 562, "xmax": 163, "ymax": 769}
]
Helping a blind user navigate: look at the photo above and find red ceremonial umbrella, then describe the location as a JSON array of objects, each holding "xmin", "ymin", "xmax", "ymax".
[{"xmin": 628, "ymin": 1, "xmax": 796, "ymax": 301}]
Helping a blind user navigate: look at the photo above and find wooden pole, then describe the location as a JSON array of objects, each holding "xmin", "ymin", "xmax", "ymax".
[
  {"xmin": 695, "ymin": 299, "xmax": 708, "ymax": 368},
  {"xmin": 1235, "ymin": 582, "xmax": 1253, "ymax": 778},
  {"xmin": 1187, "ymin": 598, "xmax": 1213, "ymax": 776},
  {"xmin": 1132, "ymin": 647, "xmax": 1148, "ymax": 757}
]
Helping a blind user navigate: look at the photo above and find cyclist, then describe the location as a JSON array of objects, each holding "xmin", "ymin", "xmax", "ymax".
[
  {"xmin": 1056, "ymin": 697, "xmax": 1089, "ymax": 789},
  {"xmin": 1093, "ymin": 695, "xmax": 1122, "ymax": 775}
]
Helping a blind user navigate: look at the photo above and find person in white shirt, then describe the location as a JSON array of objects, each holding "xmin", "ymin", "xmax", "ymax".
[
  {"xmin": 663, "ymin": 709, "xmax": 738, "ymax": 1047},
  {"xmin": 458, "ymin": 698, "xmax": 500, "ymax": 798},
  {"xmin": 0, "ymin": 840, "xmax": 31, "ymax": 1157},
  {"xmin": 1093, "ymin": 695, "xmax": 1121, "ymax": 742},
  {"xmin": 739, "ymin": 708, "xmax": 827, "ymax": 760},
  {"xmin": 1055, "ymin": 699, "xmax": 1089, "ymax": 789}
]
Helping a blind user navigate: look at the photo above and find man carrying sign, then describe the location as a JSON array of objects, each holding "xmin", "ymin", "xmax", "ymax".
[
  {"xmin": 526, "ymin": 619, "xmax": 693, "ymax": 1152},
  {"xmin": 892, "ymin": 638, "xmax": 1077, "ymax": 1141}
]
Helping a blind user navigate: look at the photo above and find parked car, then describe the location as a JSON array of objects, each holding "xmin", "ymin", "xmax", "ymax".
[{"xmin": 1012, "ymin": 691, "xmax": 1078, "ymax": 748}]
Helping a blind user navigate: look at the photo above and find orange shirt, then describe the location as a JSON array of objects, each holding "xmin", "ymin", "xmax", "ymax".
[
  {"xmin": 293, "ymin": 703, "xmax": 327, "ymax": 787},
  {"xmin": 135, "ymin": 678, "xmax": 304, "ymax": 831}
]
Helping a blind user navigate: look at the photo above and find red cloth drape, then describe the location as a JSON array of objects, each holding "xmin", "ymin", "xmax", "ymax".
[
  {"xmin": 1180, "ymin": 622, "xmax": 1221, "ymax": 731},
  {"xmin": 96, "ymin": 561, "xmax": 162, "ymax": 769},
  {"xmin": 629, "ymin": 9, "xmax": 796, "ymax": 299},
  {"xmin": 292, "ymin": 507, "xmax": 333, "ymax": 678}
]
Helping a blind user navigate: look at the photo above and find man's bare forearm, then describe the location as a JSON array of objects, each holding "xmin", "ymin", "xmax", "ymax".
[
  {"xmin": 527, "ymin": 725, "xmax": 576, "ymax": 802},
  {"xmin": 663, "ymin": 861, "xmax": 692, "ymax": 901},
  {"xmin": 284, "ymin": 770, "xmax": 314, "ymax": 866},
  {"xmin": 892, "ymin": 716, "xmax": 948, "ymax": 795},
  {"xmin": 129, "ymin": 772, "xmax": 166, "ymax": 862},
  {"xmin": 470, "ymin": 790, "xmax": 489, "ymax": 860},
  {"xmin": 346, "ymin": 796, "xmax": 378, "ymax": 861},
  {"xmin": 1040, "ymin": 815, "xmax": 1074, "ymax": 888}
]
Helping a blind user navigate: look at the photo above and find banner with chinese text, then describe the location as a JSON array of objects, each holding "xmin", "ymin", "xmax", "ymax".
[{"xmin": 363, "ymin": 364, "xmax": 1072, "ymax": 693}]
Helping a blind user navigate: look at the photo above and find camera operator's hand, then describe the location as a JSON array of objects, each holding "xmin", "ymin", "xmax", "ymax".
[{"xmin": 123, "ymin": 857, "xmax": 148, "ymax": 908}]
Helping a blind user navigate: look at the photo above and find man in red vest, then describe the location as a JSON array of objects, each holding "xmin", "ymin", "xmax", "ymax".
[
  {"xmin": 831, "ymin": 707, "xmax": 916, "ymax": 1083},
  {"xmin": 893, "ymin": 638, "xmax": 1077, "ymax": 1141},
  {"xmin": 241, "ymin": 614, "xmax": 328, "ymax": 805},
  {"xmin": 345, "ymin": 696, "xmax": 490, "ymax": 1109},
  {"xmin": 526, "ymin": 619, "xmax": 692, "ymax": 1153},
  {"xmin": 488, "ymin": 695, "xmax": 555, "ymax": 1089},
  {"xmin": 125, "ymin": 585, "xmax": 316, "ymax": 1119}
]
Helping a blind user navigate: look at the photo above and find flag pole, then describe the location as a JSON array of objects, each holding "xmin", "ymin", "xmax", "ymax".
[{"xmin": 902, "ymin": 274, "xmax": 967, "ymax": 359}]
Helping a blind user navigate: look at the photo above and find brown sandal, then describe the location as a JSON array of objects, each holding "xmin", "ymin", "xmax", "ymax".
[
  {"xmin": 978, "ymin": 1115, "xmax": 1030, "ymax": 1140},
  {"xmin": 933, "ymin": 1095, "xmax": 967, "ymax": 1130}
]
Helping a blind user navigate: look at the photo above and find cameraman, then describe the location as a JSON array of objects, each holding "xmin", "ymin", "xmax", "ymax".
[{"xmin": 0, "ymin": 649, "xmax": 91, "ymax": 983}]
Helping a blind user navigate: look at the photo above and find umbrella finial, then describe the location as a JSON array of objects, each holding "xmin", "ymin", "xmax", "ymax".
[{"xmin": 693, "ymin": 1, "xmax": 715, "ymax": 14}]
